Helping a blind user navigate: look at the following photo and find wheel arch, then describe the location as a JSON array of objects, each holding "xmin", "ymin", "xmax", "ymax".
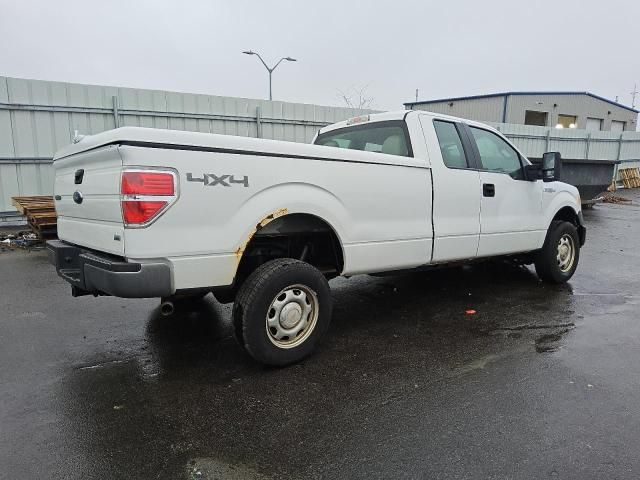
[
  {"xmin": 544, "ymin": 189, "xmax": 581, "ymax": 228},
  {"xmin": 247, "ymin": 211, "xmax": 346, "ymax": 273},
  {"xmin": 229, "ymin": 180, "xmax": 349, "ymax": 255},
  {"xmin": 547, "ymin": 203, "xmax": 586, "ymax": 247},
  {"xmin": 551, "ymin": 205, "xmax": 580, "ymax": 226},
  {"xmin": 214, "ymin": 207, "xmax": 346, "ymax": 304}
]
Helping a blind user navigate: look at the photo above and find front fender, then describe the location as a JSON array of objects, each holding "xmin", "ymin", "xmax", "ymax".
[
  {"xmin": 544, "ymin": 189, "xmax": 585, "ymax": 246},
  {"xmin": 544, "ymin": 190, "xmax": 579, "ymax": 225}
]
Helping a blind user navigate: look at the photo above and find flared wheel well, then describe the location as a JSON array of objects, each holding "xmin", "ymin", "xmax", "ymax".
[
  {"xmin": 551, "ymin": 206, "xmax": 579, "ymax": 227},
  {"xmin": 236, "ymin": 213, "xmax": 344, "ymax": 283}
]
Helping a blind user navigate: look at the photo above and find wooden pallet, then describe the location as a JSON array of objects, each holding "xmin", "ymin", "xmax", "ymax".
[
  {"xmin": 619, "ymin": 168, "xmax": 640, "ymax": 189},
  {"xmin": 11, "ymin": 196, "xmax": 57, "ymax": 239},
  {"xmin": 11, "ymin": 195, "xmax": 55, "ymax": 214}
]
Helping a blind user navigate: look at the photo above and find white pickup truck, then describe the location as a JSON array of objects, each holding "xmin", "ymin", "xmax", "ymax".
[{"xmin": 47, "ymin": 111, "xmax": 585, "ymax": 365}]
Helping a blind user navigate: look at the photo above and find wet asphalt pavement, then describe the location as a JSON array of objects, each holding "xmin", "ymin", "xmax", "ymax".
[{"xmin": 2, "ymin": 191, "xmax": 640, "ymax": 480}]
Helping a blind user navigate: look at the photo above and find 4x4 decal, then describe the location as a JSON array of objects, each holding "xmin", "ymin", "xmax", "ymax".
[{"xmin": 186, "ymin": 173, "xmax": 249, "ymax": 187}]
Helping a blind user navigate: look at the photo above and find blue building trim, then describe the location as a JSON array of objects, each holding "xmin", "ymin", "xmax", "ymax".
[{"xmin": 404, "ymin": 91, "xmax": 639, "ymax": 114}]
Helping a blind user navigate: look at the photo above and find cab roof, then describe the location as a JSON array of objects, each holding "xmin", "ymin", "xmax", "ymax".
[
  {"xmin": 317, "ymin": 111, "xmax": 411, "ymax": 135},
  {"xmin": 318, "ymin": 109, "xmax": 502, "ymax": 136}
]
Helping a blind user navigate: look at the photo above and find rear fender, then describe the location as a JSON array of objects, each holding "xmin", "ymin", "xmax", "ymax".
[{"xmin": 232, "ymin": 182, "xmax": 349, "ymax": 264}]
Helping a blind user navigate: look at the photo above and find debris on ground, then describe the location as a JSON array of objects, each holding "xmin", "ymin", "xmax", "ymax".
[
  {"xmin": 0, "ymin": 231, "xmax": 43, "ymax": 252},
  {"xmin": 602, "ymin": 194, "xmax": 633, "ymax": 204}
]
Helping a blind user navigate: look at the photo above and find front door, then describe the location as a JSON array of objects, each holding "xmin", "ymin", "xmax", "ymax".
[{"xmin": 464, "ymin": 125, "xmax": 544, "ymax": 257}]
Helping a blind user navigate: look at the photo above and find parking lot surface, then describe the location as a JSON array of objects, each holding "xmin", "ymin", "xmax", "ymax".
[{"xmin": 1, "ymin": 190, "xmax": 640, "ymax": 480}]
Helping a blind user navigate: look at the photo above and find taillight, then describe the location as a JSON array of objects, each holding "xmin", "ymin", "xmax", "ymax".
[
  {"xmin": 122, "ymin": 201, "xmax": 167, "ymax": 224},
  {"xmin": 121, "ymin": 172, "xmax": 174, "ymax": 196},
  {"xmin": 121, "ymin": 170, "xmax": 177, "ymax": 227}
]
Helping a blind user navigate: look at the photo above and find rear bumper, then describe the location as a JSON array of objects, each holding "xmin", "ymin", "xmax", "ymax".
[{"xmin": 46, "ymin": 240, "xmax": 173, "ymax": 298}]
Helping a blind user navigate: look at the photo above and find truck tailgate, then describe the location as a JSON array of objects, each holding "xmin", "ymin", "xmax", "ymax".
[{"xmin": 53, "ymin": 145, "xmax": 125, "ymax": 256}]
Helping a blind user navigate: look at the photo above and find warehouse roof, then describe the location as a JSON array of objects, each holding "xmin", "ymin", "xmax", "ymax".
[{"xmin": 404, "ymin": 91, "xmax": 639, "ymax": 113}]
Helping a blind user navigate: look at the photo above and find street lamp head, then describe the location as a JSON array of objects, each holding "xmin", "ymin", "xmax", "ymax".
[{"xmin": 241, "ymin": 51, "xmax": 296, "ymax": 101}]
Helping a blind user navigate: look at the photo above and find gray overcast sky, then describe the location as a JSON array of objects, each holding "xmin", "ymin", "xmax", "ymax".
[{"xmin": 1, "ymin": 0, "xmax": 639, "ymax": 110}]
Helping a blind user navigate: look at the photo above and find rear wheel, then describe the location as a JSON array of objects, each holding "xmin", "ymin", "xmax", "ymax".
[
  {"xmin": 232, "ymin": 258, "xmax": 332, "ymax": 366},
  {"xmin": 535, "ymin": 221, "xmax": 580, "ymax": 283}
]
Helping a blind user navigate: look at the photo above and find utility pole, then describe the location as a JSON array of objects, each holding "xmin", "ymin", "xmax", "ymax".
[
  {"xmin": 415, "ymin": 88, "xmax": 419, "ymax": 102},
  {"xmin": 631, "ymin": 83, "xmax": 638, "ymax": 109}
]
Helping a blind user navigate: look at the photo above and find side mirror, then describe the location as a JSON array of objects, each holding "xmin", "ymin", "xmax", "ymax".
[
  {"xmin": 542, "ymin": 151, "xmax": 562, "ymax": 182},
  {"xmin": 524, "ymin": 164, "xmax": 542, "ymax": 181}
]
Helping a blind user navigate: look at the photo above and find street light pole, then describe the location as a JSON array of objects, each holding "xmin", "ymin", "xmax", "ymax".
[{"xmin": 242, "ymin": 51, "xmax": 297, "ymax": 101}]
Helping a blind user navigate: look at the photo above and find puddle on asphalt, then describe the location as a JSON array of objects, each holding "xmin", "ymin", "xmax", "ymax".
[
  {"xmin": 187, "ymin": 458, "xmax": 274, "ymax": 480},
  {"xmin": 535, "ymin": 331, "xmax": 568, "ymax": 353}
]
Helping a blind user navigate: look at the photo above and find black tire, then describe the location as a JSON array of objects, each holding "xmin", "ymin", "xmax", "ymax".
[
  {"xmin": 534, "ymin": 221, "xmax": 580, "ymax": 283},
  {"xmin": 232, "ymin": 258, "xmax": 332, "ymax": 366}
]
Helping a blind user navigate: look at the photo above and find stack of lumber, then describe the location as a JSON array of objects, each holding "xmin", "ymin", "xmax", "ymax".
[
  {"xmin": 619, "ymin": 167, "xmax": 640, "ymax": 189},
  {"xmin": 11, "ymin": 196, "xmax": 57, "ymax": 239}
]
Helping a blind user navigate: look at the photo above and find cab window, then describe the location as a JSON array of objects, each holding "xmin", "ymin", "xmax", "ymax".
[
  {"xmin": 315, "ymin": 121, "xmax": 411, "ymax": 157},
  {"xmin": 433, "ymin": 120, "xmax": 469, "ymax": 169},
  {"xmin": 469, "ymin": 127, "xmax": 523, "ymax": 179}
]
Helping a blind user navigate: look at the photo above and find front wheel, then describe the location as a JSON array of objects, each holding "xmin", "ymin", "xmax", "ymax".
[
  {"xmin": 232, "ymin": 259, "xmax": 332, "ymax": 366},
  {"xmin": 534, "ymin": 221, "xmax": 580, "ymax": 283}
]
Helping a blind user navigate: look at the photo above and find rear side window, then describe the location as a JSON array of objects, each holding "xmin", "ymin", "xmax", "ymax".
[
  {"xmin": 315, "ymin": 121, "xmax": 411, "ymax": 157},
  {"xmin": 469, "ymin": 127, "xmax": 523, "ymax": 179},
  {"xmin": 433, "ymin": 120, "xmax": 469, "ymax": 168}
]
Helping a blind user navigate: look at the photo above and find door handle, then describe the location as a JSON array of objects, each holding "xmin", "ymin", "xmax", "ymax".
[{"xmin": 483, "ymin": 183, "xmax": 495, "ymax": 197}]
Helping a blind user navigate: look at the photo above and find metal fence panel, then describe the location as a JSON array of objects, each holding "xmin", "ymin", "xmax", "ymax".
[
  {"xmin": 0, "ymin": 165, "xmax": 20, "ymax": 211},
  {"xmin": 3, "ymin": 75, "xmax": 640, "ymax": 215},
  {"xmin": 0, "ymin": 76, "xmax": 375, "ymax": 213},
  {"xmin": 489, "ymin": 121, "xmax": 640, "ymax": 161},
  {"xmin": 0, "ymin": 110, "xmax": 13, "ymax": 157}
]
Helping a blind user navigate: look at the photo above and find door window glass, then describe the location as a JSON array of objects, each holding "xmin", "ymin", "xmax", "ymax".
[
  {"xmin": 433, "ymin": 121, "xmax": 468, "ymax": 168},
  {"xmin": 470, "ymin": 127, "xmax": 523, "ymax": 179}
]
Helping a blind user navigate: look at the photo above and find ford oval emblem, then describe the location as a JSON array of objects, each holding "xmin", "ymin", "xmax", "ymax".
[{"xmin": 73, "ymin": 191, "xmax": 83, "ymax": 204}]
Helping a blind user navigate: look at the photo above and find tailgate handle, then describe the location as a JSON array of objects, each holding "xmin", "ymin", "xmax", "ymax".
[{"xmin": 74, "ymin": 169, "xmax": 85, "ymax": 184}]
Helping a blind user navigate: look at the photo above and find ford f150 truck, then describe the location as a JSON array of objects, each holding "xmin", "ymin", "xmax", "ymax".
[{"xmin": 47, "ymin": 111, "xmax": 585, "ymax": 365}]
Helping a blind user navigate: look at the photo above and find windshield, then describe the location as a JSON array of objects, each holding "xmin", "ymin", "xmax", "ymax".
[{"xmin": 315, "ymin": 121, "xmax": 411, "ymax": 157}]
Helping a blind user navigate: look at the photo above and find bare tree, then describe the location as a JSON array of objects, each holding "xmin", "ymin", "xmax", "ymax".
[{"xmin": 337, "ymin": 85, "xmax": 374, "ymax": 110}]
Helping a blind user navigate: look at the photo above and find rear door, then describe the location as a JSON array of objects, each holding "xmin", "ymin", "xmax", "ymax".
[
  {"xmin": 421, "ymin": 117, "xmax": 481, "ymax": 262},
  {"xmin": 463, "ymin": 125, "xmax": 544, "ymax": 257},
  {"xmin": 53, "ymin": 145, "xmax": 125, "ymax": 255}
]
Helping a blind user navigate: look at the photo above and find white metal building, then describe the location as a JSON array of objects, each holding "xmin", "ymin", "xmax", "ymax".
[{"xmin": 405, "ymin": 92, "xmax": 638, "ymax": 132}]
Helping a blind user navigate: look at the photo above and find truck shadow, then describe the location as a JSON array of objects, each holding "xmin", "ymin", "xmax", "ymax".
[
  {"xmin": 330, "ymin": 261, "xmax": 574, "ymax": 335},
  {"xmin": 141, "ymin": 296, "xmax": 259, "ymax": 374},
  {"xmin": 57, "ymin": 260, "xmax": 578, "ymax": 479},
  {"xmin": 138, "ymin": 260, "xmax": 576, "ymax": 371}
]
